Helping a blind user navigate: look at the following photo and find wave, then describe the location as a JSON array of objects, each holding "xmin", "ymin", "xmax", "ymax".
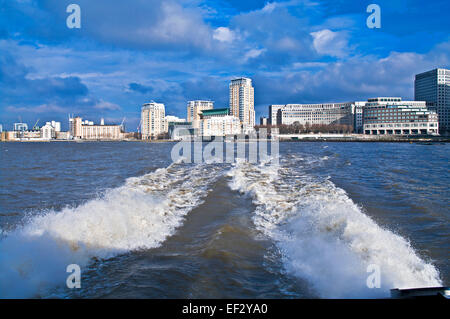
[
  {"xmin": 0, "ymin": 162, "xmax": 223, "ymax": 298},
  {"xmin": 227, "ymin": 156, "xmax": 442, "ymax": 298}
]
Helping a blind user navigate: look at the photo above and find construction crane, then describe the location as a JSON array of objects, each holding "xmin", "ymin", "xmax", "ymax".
[
  {"xmin": 137, "ymin": 118, "xmax": 142, "ymax": 133},
  {"xmin": 120, "ymin": 117, "xmax": 126, "ymax": 132},
  {"xmin": 32, "ymin": 119, "xmax": 40, "ymax": 131}
]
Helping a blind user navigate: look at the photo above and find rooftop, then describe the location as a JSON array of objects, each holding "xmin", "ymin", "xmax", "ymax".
[
  {"xmin": 367, "ymin": 97, "xmax": 402, "ymax": 102},
  {"xmin": 201, "ymin": 108, "xmax": 230, "ymax": 116}
]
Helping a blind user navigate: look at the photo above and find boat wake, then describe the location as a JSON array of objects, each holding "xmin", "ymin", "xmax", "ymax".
[
  {"xmin": 0, "ymin": 153, "xmax": 442, "ymax": 298},
  {"xmin": 227, "ymin": 155, "xmax": 442, "ymax": 298},
  {"xmin": 0, "ymin": 162, "xmax": 224, "ymax": 298}
]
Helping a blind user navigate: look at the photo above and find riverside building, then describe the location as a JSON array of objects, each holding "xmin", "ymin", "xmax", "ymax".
[
  {"xmin": 168, "ymin": 122, "xmax": 194, "ymax": 140},
  {"xmin": 164, "ymin": 115, "xmax": 186, "ymax": 133},
  {"xmin": 69, "ymin": 116, "xmax": 123, "ymax": 140},
  {"xmin": 273, "ymin": 102, "xmax": 355, "ymax": 128},
  {"xmin": 229, "ymin": 78, "xmax": 255, "ymax": 129},
  {"xmin": 187, "ymin": 100, "xmax": 214, "ymax": 129},
  {"xmin": 41, "ymin": 121, "xmax": 61, "ymax": 139},
  {"xmin": 200, "ymin": 108, "xmax": 241, "ymax": 137},
  {"xmin": 268, "ymin": 105, "xmax": 284, "ymax": 125},
  {"xmin": 415, "ymin": 68, "xmax": 450, "ymax": 133},
  {"xmin": 363, "ymin": 98, "xmax": 438, "ymax": 135},
  {"xmin": 13, "ymin": 123, "xmax": 28, "ymax": 132},
  {"xmin": 141, "ymin": 102, "xmax": 165, "ymax": 139}
]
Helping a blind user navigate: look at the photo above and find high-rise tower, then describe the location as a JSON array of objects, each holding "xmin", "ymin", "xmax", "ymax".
[
  {"xmin": 229, "ymin": 77, "xmax": 255, "ymax": 128},
  {"xmin": 141, "ymin": 102, "xmax": 165, "ymax": 139},
  {"xmin": 415, "ymin": 68, "xmax": 450, "ymax": 133}
]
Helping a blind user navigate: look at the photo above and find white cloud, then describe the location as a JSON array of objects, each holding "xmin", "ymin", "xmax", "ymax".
[
  {"xmin": 310, "ymin": 29, "xmax": 348, "ymax": 58},
  {"xmin": 262, "ymin": 2, "xmax": 277, "ymax": 13},
  {"xmin": 255, "ymin": 42, "xmax": 450, "ymax": 106},
  {"xmin": 243, "ymin": 48, "xmax": 266, "ymax": 62},
  {"xmin": 59, "ymin": 0, "xmax": 215, "ymax": 52},
  {"xmin": 276, "ymin": 37, "xmax": 302, "ymax": 51},
  {"xmin": 292, "ymin": 62, "xmax": 328, "ymax": 69},
  {"xmin": 94, "ymin": 100, "xmax": 121, "ymax": 111},
  {"xmin": 213, "ymin": 27, "xmax": 235, "ymax": 43}
]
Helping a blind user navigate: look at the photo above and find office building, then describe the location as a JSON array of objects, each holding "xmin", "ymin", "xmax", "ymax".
[
  {"xmin": 229, "ymin": 78, "xmax": 255, "ymax": 128},
  {"xmin": 363, "ymin": 98, "xmax": 438, "ymax": 135},
  {"xmin": 415, "ymin": 68, "xmax": 450, "ymax": 133},
  {"xmin": 275, "ymin": 102, "xmax": 355, "ymax": 127},
  {"xmin": 141, "ymin": 102, "xmax": 165, "ymax": 139},
  {"xmin": 354, "ymin": 102, "xmax": 366, "ymax": 133},
  {"xmin": 268, "ymin": 105, "xmax": 284, "ymax": 125}
]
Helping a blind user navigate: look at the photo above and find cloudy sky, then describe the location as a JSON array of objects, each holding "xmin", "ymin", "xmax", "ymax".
[{"xmin": 1, "ymin": 0, "xmax": 449, "ymax": 130}]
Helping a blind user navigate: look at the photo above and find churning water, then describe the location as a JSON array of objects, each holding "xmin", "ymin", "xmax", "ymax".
[{"xmin": 0, "ymin": 142, "xmax": 448, "ymax": 298}]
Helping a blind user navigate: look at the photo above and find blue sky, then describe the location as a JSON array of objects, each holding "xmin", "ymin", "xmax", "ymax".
[{"xmin": 1, "ymin": 0, "xmax": 449, "ymax": 131}]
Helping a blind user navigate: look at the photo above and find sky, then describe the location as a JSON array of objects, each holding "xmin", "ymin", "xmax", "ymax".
[{"xmin": 0, "ymin": 0, "xmax": 449, "ymax": 131}]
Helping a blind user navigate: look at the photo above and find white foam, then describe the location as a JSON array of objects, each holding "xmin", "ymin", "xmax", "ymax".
[
  {"xmin": 0, "ymin": 163, "xmax": 222, "ymax": 298},
  {"xmin": 228, "ymin": 159, "xmax": 442, "ymax": 298}
]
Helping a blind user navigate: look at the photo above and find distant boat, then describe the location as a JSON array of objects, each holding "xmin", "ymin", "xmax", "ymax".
[{"xmin": 391, "ymin": 287, "xmax": 450, "ymax": 299}]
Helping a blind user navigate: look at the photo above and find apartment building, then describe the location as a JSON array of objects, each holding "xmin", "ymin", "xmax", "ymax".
[
  {"xmin": 187, "ymin": 100, "xmax": 214, "ymax": 129},
  {"xmin": 229, "ymin": 78, "xmax": 255, "ymax": 128},
  {"xmin": 141, "ymin": 102, "xmax": 165, "ymax": 139}
]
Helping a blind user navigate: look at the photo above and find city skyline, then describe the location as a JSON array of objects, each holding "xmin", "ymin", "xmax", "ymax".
[
  {"xmin": 1, "ymin": 1, "xmax": 450, "ymax": 131},
  {"xmin": 2, "ymin": 69, "xmax": 447, "ymax": 134}
]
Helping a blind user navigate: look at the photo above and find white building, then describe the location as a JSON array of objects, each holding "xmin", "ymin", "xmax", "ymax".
[
  {"xmin": 69, "ymin": 117, "xmax": 122, "ymax": 140},
  {"xmin": 164, "ymin": 115, "xmax": 186, "ymax": 133},
  {"xmin": 354, "ymin": 101, "xmax": 365, "ymax": 133},
  {"xmin": 365, "ymin": 97, "xmax": 427, "ymax": 108},
  {"xmin": 187, "ymin": 100, "xmax": 214, "ymax": 129},
  {"xmin": 276, "ymin": 102, "xmax": 355, "ymax": 127},
  {"xmin": 168, "ymin": 122, "xmax": 194, "ymax": 141},
  {"xmin": 201, "ymin": 116, "xmax": 241, "ymax": 137},
  {"xmin": 268, "ymin": 101, "xmax": 375, "ymax": 133},
  {"xmin": 41, "ymin": 122, "xmax": 55, "ymax": 139},
  {"xmin": 229, "ymin": 77, "xmax": 255, "ymax": 128},
  {"xmin": 14, "ymin": 123, "xmax": 28, "ymax": 132},
  {"xmin": 268, "ymin": 105, "xmax": 284, "ymax": 125},
  {"xmin": 141, "ymin": 102, "xmax": 165, "ymax": 139},
  {"xmin": 200, "ymin": 108, "xmax": 241, "ymax": 137},
  {"xmin": 415, "ymin": 68, "xmax": 450, "ymax": 133},
  {"xmin": 363, "ymin": 98, "xmax": 438, "ymax": 135},
  {"xmin": 39, "ymin": 121, "xmax": 61, "ymax": 140},
  {"xmin": 51, "ymin": 121, "xmax": 61, "ymax": 132}
]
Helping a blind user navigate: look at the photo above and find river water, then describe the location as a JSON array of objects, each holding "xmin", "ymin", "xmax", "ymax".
[{"xmin": 0, "ymin": 141, "xmax": 448, "ymax": 298}]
